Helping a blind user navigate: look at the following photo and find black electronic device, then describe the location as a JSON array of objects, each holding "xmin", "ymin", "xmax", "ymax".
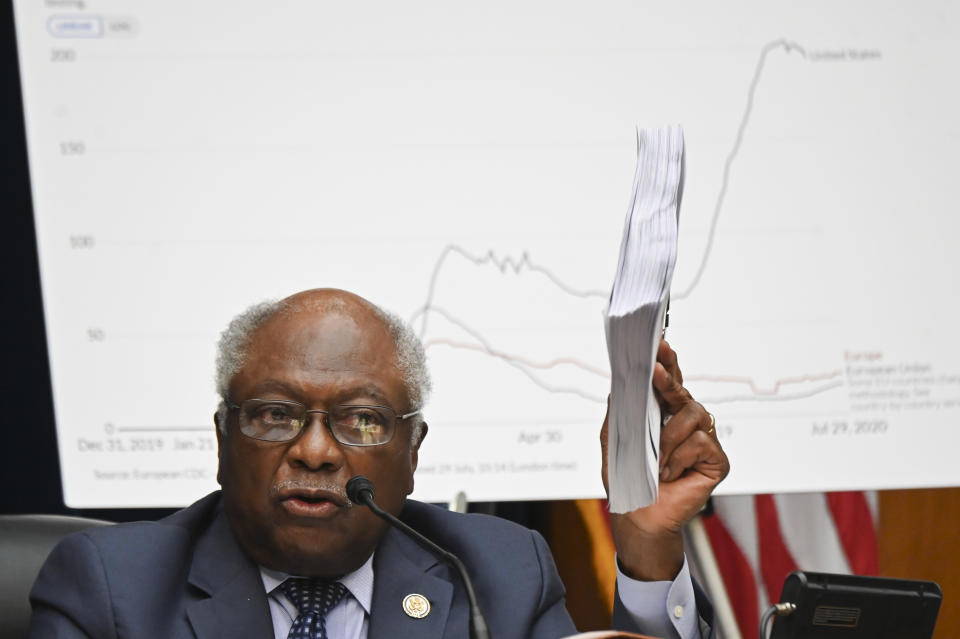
[{"xmin": 769, "ymin": 571, "xmax": 941, "ymax": 639}]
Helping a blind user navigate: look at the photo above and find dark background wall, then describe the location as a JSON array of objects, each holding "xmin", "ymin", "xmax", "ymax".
[{"xmin": 2, "ymin": 0, "xmax": 65, "ymax": 516}]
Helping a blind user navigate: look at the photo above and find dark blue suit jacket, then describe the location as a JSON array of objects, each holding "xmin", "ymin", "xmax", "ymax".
[{"xmin": 30, "ymin": 491, "xmax": 713, "ymax": 638}]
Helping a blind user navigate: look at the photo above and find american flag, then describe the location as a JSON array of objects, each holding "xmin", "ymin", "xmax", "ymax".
[
  {"xmin": 546, "ymin": 491, "xmax": 879, "ymax": 637},
  {"xmin": 701, "ymin": 491, "xmax": 879, "ymax": 638}
]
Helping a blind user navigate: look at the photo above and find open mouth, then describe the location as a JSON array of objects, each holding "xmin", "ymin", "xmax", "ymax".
[
  {"xmin": 281, "ymin": 495, "xmax": 339, "ymax": 517},
  {"xmin": 276, "ymin": 486, "xmax": 346, "ymax": 518},
  {"xmin": 290, "ymin": 494, "xmax": 331, "ymax": 505}
]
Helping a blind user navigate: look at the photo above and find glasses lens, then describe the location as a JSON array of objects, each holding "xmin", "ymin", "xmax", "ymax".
[
  {"xmin": 239, "ymin": 400, "xmax": 305, "ymax": 442},
  {"xmin": 330, "ymin": 405, "xmax": 394, "ymax": 446}
]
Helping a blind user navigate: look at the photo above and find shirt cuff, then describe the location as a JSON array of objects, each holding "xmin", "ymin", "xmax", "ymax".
[{"xmin": 615, "ymin": 554, "xmax": 700, "ymax": 639}]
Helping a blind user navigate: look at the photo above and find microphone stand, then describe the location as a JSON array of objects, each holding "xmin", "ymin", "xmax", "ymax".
[{"xmin": 347, "ymin": 476, "xmax": 492, "ymax": 639}]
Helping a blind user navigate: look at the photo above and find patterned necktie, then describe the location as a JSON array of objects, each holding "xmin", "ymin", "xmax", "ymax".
[{"xmin": 279, "ymin": 577, "xmax": 349, "ymax": 639}]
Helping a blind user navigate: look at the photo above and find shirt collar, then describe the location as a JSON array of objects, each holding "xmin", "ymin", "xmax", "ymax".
[{"xmin": 259, "ymin": 553, "xmax": 375, "ymax": 615}]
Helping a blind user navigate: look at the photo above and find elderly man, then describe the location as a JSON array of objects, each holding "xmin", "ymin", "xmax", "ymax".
[{"xmin": 30, "ymin": 288, "xmax": 728, "ymax": 639}]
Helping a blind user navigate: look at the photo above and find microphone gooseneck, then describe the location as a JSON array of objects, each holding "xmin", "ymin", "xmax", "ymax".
[{"xmin": 345, "ymin": 475, "xmax": 491, "ymax": 639}]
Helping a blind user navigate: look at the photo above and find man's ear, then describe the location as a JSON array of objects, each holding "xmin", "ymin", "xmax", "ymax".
[
  {"xmin": 405, "ymin": 422, "xmax": 428, "ymax": 495},
  {"xmin": 214, "ymin": 411, "xmax": 225, "ymax": 486},
  {"xmin": 411, "ymin": 422, "xmax": 427, "ymax": 469}
]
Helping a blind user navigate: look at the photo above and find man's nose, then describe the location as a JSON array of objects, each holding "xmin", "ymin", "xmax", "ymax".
[{"xmin": 285, "ymin": 413, "xmax": 346, "ymax": 471}]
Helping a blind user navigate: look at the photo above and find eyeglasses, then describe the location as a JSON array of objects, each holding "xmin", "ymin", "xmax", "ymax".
[{"xmin": 226, "ymin": 399, "xmax": 420, "ymax": 446}]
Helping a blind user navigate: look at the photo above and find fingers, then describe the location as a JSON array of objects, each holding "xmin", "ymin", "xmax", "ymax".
[
  {"xmin": 657, "ymin": 339, "xmax": 683, "ymax": 384},
  {"xmin": 612, "ymin": 339, "xmax": 729, "ymax": 494},
  {"xmin": 658, "ymin": 403, "xmax": 729, "ymax": 484},
  {"xmin": 654, "ymin": 344, "xmax": 727, "ymax": 484},
  {"xmin": 652, "ymin": 354, "xmax": 692, "ymax": 414},
  {"xmin": 659, "ymin": 427, "xmax": 729, "ymax": 483},
  {"xmin": 600, "ymin": 396, "xmax": 610, "ymax": 495},
  {"xmin": 658, "ymin": 400, "xmax": 711, "ymax": 472}
]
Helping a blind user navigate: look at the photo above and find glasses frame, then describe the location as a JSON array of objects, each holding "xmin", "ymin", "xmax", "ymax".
[{"xmin": 226, "ymin": 398, "xmax": 421, "ymax": 446}]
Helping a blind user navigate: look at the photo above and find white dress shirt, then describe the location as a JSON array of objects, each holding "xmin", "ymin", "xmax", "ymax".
[
  {"xmin": 616, "ymin": 555, "xmax": 703, "ymax": 639},
  {"xmin": 260, "ymin": 553, "xmax": 700, "ymax": 639},
  {"xmin": 261, "ymin": 555, "xmax": 374, "ymax": 639}
]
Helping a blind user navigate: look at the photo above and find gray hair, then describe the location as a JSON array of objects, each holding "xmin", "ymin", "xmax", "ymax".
[{"xmin": 214, "ymin": 296, "xmax": 431, "ymax": 445}]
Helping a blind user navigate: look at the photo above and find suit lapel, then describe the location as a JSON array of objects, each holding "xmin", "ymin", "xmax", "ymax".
[
  {"xmin": 367, "ymin": 526, "xmax": 460, "ymax": 639},
  {"xmin": 185, "ymin": 509, "xmax": 275, "ymax": 639}
]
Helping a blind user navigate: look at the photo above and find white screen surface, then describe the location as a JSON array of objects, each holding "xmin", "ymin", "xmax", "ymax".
[{"xmin": 14, "ymin": 1, "xmax": 960, "ymax": 507}]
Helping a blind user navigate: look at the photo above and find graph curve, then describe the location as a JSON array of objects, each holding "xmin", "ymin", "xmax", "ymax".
[
  {"xmin": 413, "ymin": 244, "xmax": 608, "ymax": 336},
  {"xmin": 673, "ymin": 38, "xmax": 808, "ymax": 300}
]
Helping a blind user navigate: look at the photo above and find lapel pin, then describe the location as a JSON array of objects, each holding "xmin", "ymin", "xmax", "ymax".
[{"xmin": 402, "ymin": 593, "xmax": 431, "ymax": 619}]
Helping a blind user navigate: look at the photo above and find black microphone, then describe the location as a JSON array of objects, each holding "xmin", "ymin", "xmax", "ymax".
[{"xmin": 346, "ymin": 475, "xmax": 491, "ymax": 639}]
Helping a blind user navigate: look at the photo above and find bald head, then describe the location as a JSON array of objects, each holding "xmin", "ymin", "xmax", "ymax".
[
  {"xmin": 282, "ymin": 288, "xmax": 376, "ymax": 317},
  {"xmin": 215, "ymin": 289, "xmax": 431, "ymax": 435}
]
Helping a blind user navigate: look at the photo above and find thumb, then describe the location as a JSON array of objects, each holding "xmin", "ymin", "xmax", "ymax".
[{"xmin": 600, "ymin": 395, "xmax": 610, "ymax": 495}]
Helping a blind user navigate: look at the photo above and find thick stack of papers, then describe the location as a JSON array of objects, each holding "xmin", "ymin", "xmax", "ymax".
[{"xmin": 604, "ymin": 125, "xmax": 685, "ymax": 514}]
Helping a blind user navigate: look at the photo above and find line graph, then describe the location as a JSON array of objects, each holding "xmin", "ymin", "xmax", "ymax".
[
  {"xmin": 27, "ymin": 0, "xmax": 955, "ymax": 507},
  {"xmin": 415, "ymin": 290, "xmax": 848, "ymax": 406},
  {"xmin": 414, "ymin": 244, "xmax": 608, "ymax": 336},
  {"xmin": 410, "ymin": 38, "xmax": 857, "ymax": 412},
  {"xmin": 414, "ymin": 305, "xmax": 608, "ymax": 402},
  {"xmin": 699, "ymin": 380, "xmax": 846, "ymax": 405},
  {"xmin": 424, "ymin": 338, "xmax": 609, "ymax": 378},
  {"xmin": 673, "ymin": 39, "xmax": 808, "ymax": 300},
  {"xmin": 685, "ymin": 370, "xmax": 844, "ymax": 396},
  {"xmin": 386, "ymin": 22, "xmax": 951, "ymax": 501}
]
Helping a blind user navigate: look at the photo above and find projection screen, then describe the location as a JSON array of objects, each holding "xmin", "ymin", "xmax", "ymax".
[{"xmin": 12, "ymin": 1, "xmax": 960, "ymax": 507}]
